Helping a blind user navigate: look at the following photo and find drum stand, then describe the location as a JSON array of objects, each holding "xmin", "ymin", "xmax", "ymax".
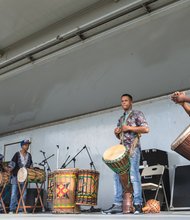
[
  {"xmin": 16, "ymin": 180, "xmax": 27, "ymax": 214},
  {"xmin": 0, "ymin": 183, "xmax": 8, "ymax": 213},
  {"xmin": 32, "ymin": 182, "xmax": 45, "ymax": 213},
  {"xmin": 16, "ymin": 180, "xmax": 45, "ymax": 214}
]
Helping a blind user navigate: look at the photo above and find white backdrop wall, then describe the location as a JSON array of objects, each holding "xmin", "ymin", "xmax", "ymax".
[{"xmin": 0, "ymin": 93, "xmax": 190, "ymax": 209}]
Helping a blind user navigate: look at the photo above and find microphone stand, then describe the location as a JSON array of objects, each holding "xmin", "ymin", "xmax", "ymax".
[
  {"xmin": 39, "ymin": 153, "xmax": 54, "ymax": 173},
  {"xmin": 84, "ymin": 145, "xmax": 100, "ymax": 213},
  {"xmin": 63, "ymin": 146, "xmax": 86, "ymax": 168},
  {"xmin": 60, "ymin": 155, "xmax": 70, "ymax": 169},
  {"xmin": 56, "ymin": 145, "xmax": 59, "ymax": 170},
  {"xmin": 38, "ymin": 152, "xmax": 54, "ymax": 213},
  {"xmin": 84, "ymin": 145, "xmax": 96, "ymax": 170}
]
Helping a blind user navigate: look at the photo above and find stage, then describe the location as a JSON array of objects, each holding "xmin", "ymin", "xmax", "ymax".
[{"xmin": 0, "ymin": 211, "xmax": 190, "ymax": 220}]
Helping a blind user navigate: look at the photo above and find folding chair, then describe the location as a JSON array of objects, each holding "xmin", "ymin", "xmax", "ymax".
[{"xmin": 141, "ymin": 165, "xmax": 169, "ymax": 211}]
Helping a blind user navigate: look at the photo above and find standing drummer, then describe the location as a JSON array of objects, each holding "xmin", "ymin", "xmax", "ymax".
[
  {"xmin": 102, "ymin": 94, "xmax": 149, "ymax": 214},
  {"xmin": 171, "ymin": 91, "xmax": 190, "ymax": 115},
  {"xmin": 9, "ymin": 139, "xmax": 33, "ymax": 214}
]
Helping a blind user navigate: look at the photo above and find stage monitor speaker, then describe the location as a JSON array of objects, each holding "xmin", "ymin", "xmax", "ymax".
[{"xmin": 170, "ymin": 165, "xmax": 190, "ymax": 210}]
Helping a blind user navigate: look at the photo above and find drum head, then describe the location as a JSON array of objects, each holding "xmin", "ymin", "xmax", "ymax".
[
  {"xmin": 17, "ymin": 167, "xmax": 27, "ymax": 182},
  {"xmin": 79, "ymin": 169, "xmax": 99, "ymax": 175},
  {"xmin": 103, "ymin": 145, "xmax": 126, "ymax": 161},
  {"xmin": 54, "ymin": 168, "xmax": 79, "ymax": 175},
  {"xmin": 171, "ymin": 125, "xmax": 190, "ymax": 150}
]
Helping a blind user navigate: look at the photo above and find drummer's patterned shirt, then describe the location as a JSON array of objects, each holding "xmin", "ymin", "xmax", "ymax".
[{"xmin": 117, "ymin": 109, "xmax": 148, "ymax": 148}]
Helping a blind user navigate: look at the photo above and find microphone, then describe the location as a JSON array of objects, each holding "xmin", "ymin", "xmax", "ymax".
[
  {"xmin": 40, "ymin": 150, "xmax": 45, "ymax": 154},
  {"xmin": 64, "ymin": 147, "xmax": 70, "ymax": 165}
]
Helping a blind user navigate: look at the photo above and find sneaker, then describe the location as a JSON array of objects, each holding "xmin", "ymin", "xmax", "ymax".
[
  {"xmin": 9, "ymin": 211, "xmax": 14, "ymax": 214},
  {"xmin": 102, "ymin": 204, "xmax": 122, "ymax": 214},
  {"xmin": 134, "ymin": 204, "xmax": 142, "ymax": 214}
]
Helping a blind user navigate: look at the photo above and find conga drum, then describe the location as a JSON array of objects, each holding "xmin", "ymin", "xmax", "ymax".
[
  {"xmin": 17, "ymin": 167, "xmax": 46, "ymax": 183},
  {"xmin": 76, "ymin": 169, "xmax": 99, "ymax": 206},
  {"xmin": 171, "ymin": 125, "xmax": 190, "ymax": 160},
  {"xmin": 0, "ymin": 172, "xmax": 10, "ymax": 186},
  {"xmin": 103, "ymin": 144, "xmax": 133, "ymax": 213},
  {"xmin": 47, "ymin": 172, "xmax": 54, "ymax": 201},
  {"xmin": 52, "ymin": 168, "xmax": 80, "ymax": 214}
]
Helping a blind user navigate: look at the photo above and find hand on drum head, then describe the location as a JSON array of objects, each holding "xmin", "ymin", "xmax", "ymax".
[{"xmin": 171, "ymin": 91, "xmax": 186, "ymax": 103}]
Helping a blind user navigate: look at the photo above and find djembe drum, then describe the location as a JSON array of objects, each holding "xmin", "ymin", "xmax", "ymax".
[
  {"xmin": 171, "ymin": 125, "xmax": 190, "ymax": 160},
  {"xmin": 52, "ymin": 168, "xmax": 80, "ymax": 214},
  {"xmin": 102, "ymin": 144, "xmax": 133, "ymax": 213},
  {"xmin": 17, "ymin": 167, "xmax": 46, "ymax": 183},
  {"xmin": 76, "ymin": 169, "xmax": 99, "ymax": 206},
  {"xmin": 0, "ymin": 172, "xmax": 10, "ymax": 213},
  {"xmin": 47, "ymin": 172, "xmax": 54, "ymax": 201},
  {"xmin": 0, "ymin": 172, "xmax": 10, "ymax": 186},
  {"xmin": 17, "ymin": 167, "xmax": 46, "ymax": 214}
]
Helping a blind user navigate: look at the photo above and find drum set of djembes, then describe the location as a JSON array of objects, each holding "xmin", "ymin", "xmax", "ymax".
[
  {"xmin": 47, "ymin": 168, "xmax": 99, "ymax": 213},
  {"xmin": 19, "ymin": 145, "xmax": 101, "ymax": 214}
]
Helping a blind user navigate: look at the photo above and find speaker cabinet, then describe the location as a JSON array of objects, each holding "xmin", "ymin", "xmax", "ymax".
[
  {"xmin": 170, "ymin": 165, "xmax": 190, "ymax": 210},
  {"xmin": 140, "ymin": 148, "xmax": 169, "ymax": 167}
]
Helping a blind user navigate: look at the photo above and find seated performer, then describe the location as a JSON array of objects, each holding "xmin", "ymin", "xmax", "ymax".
[
  {"xmin": 102, "ymin": 94, "xmax": 149, "ymax": 214},
  {"xmin": 9, "ymin": 139, "xmax": 33, "ymax": 213},
  {"xmin": 171, "ymin": 91, "xmax": 190, "ymax": 116}
]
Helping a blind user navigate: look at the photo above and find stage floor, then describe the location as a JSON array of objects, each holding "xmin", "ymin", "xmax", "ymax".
[{"xmin": 0, "ymin": 211, "xmax": 190, "ymax": 220}]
